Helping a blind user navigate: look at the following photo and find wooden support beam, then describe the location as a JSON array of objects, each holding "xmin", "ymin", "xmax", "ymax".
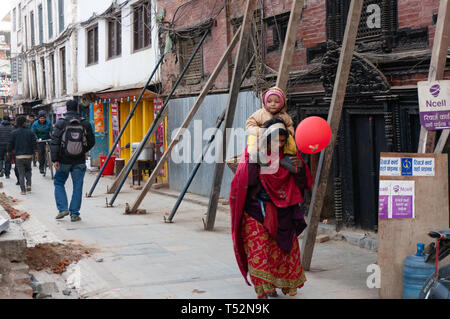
[
  {"xmin": 204, "ymin": 0, "xmax": 259, "ymax": 231},
  {"xmin": 418, "ymin": 0, "xmax": 450, "ymax": 154},
  {"xmin": 275, "ymin": 0, "xmax": 305, "ymax": 92},
  {"xmin": 124, "ymin": 27, "xmax": 243, "ymax": 214},
  {"xmin": 300, "ymin": 0, "xmax": 363, "ymax": 271}
]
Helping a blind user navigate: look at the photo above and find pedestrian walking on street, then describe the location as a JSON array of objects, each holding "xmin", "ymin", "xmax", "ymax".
[
  {"xmin": 7, "ymin": 116, "xmax": 38, "ymax": 195},
  {"xmin": 229, "ymin": 119, "xmax": 314, "ymax": 299},
  {"xmin": 9, "ymin": 116, "xmax": 20, "ymax": 185},
  {"xmin": 32, "ymin": 111, "xmax": 53, "ymax": 175},
  {"xmin": 0, "ymin": 116, "xmax": 14, "ymax": 178},
  {"xmin": 27, "ymin": 114, "xmax": 38, "ymax": 167},
  {"xmin": 50, "ymin": 100, "xmax": 95, "ymax": 222}
]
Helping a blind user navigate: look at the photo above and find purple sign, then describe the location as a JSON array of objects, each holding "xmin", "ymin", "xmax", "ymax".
[
  {"xmin": 379, "ymin": 195, "xmax": 389, "ymax": 219},
  {"xmin": 392, "ymin": 196, "xmax": 413, "ymax": 219},
  {"xmin": 418, "ymin": 81, "xmax": 450, "ymax": 130},
  {"xmin": 420, "ymin": 110, "xmax": 450, "ymax": 130}
]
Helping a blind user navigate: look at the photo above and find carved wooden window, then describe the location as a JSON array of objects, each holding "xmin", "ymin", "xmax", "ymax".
[
  {"xmin": 326, "ymin": 0, "xmax": 397, "ymax": 44},
  {"xmin": 178, "ymin": 36, "xmax": 204, "ymax": 85}
]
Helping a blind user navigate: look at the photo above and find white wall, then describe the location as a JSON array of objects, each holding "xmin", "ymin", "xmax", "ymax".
[
  {"xmin": 10, "ymin": 0, "xmax": 78, "ymax": 105},
  {"xmin": 76, "ymin": 0, "xmax": 160, "ymax": 93}
]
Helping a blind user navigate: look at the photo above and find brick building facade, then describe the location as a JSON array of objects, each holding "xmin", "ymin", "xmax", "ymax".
[{"xmin": 156, "ymin": 0, "xmax": 450, "ymax": 231}]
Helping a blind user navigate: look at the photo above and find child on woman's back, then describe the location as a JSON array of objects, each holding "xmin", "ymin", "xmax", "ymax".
[{"xmin": 246, "ymin": 86, "xmax": 297, "ymax": 155}]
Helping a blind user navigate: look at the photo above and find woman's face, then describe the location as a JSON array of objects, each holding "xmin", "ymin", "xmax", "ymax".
[
  {"xmin": 267, "ymin": 134, "xmax": 287, "ymax": 152},
  {"xmin": 265, "ymin": 94, "xmax": 282, "ymax": 114}
]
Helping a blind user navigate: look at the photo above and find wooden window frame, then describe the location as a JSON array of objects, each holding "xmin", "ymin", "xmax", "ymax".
[
  {"xmin": 132, "ymin": 0, "xmax": 151, "ymax": 53},
  {"xmin": 58, "ymin": 0, "xmax": 64, "ymax": 34},
  {"xmin": 107, "ymin": 13, "xmax": 122, "ymax": 60},
  {"xmin": 177, "ymin": 35, "xmax": 204, "ymax": 85},
  {"xmin": 48, "ymin": 0, "xmax": 54, "ymax": 39},
  {"xmin": 30, "ymin": 11, "xmax": 35, "ymax": 47},
  {"xmin": 86, "ymin": 24, "xmax": 99, "ymax": 66},
  {"xmin": 60, "ymin": 47, "xmax": 66, "ymax": 95},
  {"xmin": 38, "ymin": 4, "xmax": 44, "ymax": 44},
  {"xmin": 265, "ymin": 12, "xmax": 296, "ymax": 54},
  {"xmin": 41, "ymin": 56, "xmax": 47, "ymax": 98},
  {"xmin": 50, "ymin": 53, "xmax": 55, "ymax": 97}
]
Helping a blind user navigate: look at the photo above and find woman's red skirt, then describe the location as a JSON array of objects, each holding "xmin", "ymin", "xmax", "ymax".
[{"xmin": 241, "ymin": 213, "xmax": 306, "ymax": 298}]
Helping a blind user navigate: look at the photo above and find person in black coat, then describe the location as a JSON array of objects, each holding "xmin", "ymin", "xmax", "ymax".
[
  {"xmin": 0, "ymin": 116, "xmax": 13, "ymax": 178},
  {"xmin": 7, "ymin": 116, "xmax": 38, "ymax": 194}
]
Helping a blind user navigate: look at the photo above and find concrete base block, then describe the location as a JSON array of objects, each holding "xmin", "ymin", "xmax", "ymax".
[
  {"xmin": 0, "ymin": 216, "xmax": 9, "ymax": 234},
  {"xmin": 0, "ymin": 223, "xmax": 27, "ymax": 262}
]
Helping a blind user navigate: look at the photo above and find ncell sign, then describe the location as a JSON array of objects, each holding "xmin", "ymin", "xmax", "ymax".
[{"xmin": 418, "ymin": 80, "xmax": 450, "ymax": 130}]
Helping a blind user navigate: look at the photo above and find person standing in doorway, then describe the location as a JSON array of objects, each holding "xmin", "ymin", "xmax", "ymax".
[
  {"xmin": 7, "ymin": 116, "xmax": 38, "ymax": 195},
  {"xmin": 50, "ymin": 100, "xmax": 95, "ymax": 222},
  {"xmin": 32, "ymin": 111, "xmax": 53, "ymax": 175},
  {"xmin": 0, "ymin": 116, "xmax": 14, "ymax": 178}
]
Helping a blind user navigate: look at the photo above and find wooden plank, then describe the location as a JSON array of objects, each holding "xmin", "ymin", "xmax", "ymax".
[
  {"xmin": 124, "ymin": 27, "xmax": 243, "ymax": 214},
  {"xmin": 378, "ymin": 152, "xmax": 449, "ymax": 299},
  {"xmin": 275, "ymin": 0, "xmax": 305, "ymax": 92},
  {"xmin": 204, "ymin": 0, "xmax": 259, "ymax": 231},
  {"xmin": 417, "ymin": 0, "xmax": 450, "ymax": 153},
  {"xmin": 300, "ymin": 0, "xmax": 363, "ymax": 271}
]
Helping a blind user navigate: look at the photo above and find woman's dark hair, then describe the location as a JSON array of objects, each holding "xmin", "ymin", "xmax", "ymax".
[
  {"xmin": 16, "ymin": 116, "xmax": 27, "ymax": 127},
  {"xmin": 264, "ymin": 117, "xmax": 288, "ymax": 134}
]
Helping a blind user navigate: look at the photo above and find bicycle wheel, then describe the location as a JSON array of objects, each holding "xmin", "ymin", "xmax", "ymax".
[{"xmin": 419, "ymin": 264, "xmax": 450, "ymax": 299}]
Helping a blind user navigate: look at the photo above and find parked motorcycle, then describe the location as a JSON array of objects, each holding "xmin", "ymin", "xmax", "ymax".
[{"xmin": 419, "ymin": 228, "xmax": 450, "ymax": 299}]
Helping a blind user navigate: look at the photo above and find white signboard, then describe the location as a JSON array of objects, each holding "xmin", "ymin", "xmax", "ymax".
[
  {"xmin": 418, "ymin": 80, "xmax": 450, "ymax": 130},
  {"xmin": 380, "ymin": 157, "xmax": 435, "ymax": 177},
  {"xmin": 379, "ymin": 180, "xmax": 415, "ymax": 219}
]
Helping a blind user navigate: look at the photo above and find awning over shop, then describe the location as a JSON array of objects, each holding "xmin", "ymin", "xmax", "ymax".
[{"xmin": 95, "ymin": 82, "xmax": 158, "ymax": 101}]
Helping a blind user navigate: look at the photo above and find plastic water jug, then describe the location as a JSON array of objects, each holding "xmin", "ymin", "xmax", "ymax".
[{"xmin": 403, "ymin": 243, "xmax": 435, "ymax": 299}]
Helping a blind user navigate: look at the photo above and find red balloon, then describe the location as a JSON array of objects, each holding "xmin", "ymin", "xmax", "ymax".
[{"xmin": 295, "ymin": 116, "xmax": 332, "ymax": 154}]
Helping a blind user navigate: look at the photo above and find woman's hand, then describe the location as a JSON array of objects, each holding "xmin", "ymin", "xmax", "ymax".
[{"xmin": 289, "ymin": 156, "xmax": 304, "ymax": 170}]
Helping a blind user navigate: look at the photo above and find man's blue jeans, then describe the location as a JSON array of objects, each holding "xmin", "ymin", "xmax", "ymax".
[{"xmin": 54, "ymin": 164, "xmax": 86, "ymax": 216}]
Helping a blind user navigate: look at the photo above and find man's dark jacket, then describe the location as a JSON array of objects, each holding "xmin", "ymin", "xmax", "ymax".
[
  {"xmin": 8, "ymin": 127, "xmax": 37, "ymax": 156},
  {"xmin": 0, "ymin": 121, "xmax": 13, "ymax": 146},
  {"xmin": 50, "ymin": 111, "xmax": 95, "ymax": 165}
]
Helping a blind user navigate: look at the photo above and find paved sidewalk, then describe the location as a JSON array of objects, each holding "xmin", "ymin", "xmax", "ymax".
[{"xmin": 1, "ymin": 167, "xmax": 379, "ymax": 299}]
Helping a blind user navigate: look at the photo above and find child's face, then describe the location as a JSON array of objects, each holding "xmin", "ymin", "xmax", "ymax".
[{"xmin": 265, "ymin": 94, "xmax": 282, "ymax": 114}]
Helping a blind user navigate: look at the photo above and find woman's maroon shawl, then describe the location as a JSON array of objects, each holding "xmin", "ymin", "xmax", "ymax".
[{"xmin": 229, "ymin": 147, "xmax": 313, "ymax": 285}]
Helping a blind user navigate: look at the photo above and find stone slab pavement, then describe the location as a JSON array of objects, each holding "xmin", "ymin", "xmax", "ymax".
[{"xmin": 0, "ymin": 167, "xmax": 379, "ymax": 299}]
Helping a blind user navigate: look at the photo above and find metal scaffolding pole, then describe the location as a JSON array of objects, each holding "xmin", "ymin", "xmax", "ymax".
[
  {"xmin": 107, "ymin": 30, "xmax": 209, "ymax": 207},
  {"xmin": 123, "ymin": 27, "xmax": 244, "ymax": 215},
  {"xmin": 165, "ymin": 54, "xmax": 255, "ymax": 223},
  {"xmin": 86, "ymin": 52, "xmax": 166, "ymax": 198}
]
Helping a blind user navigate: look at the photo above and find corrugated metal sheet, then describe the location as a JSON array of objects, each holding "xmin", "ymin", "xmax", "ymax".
[{"xmin": 168, "ymin": 91, "xmax": 260, "ymax": 198}]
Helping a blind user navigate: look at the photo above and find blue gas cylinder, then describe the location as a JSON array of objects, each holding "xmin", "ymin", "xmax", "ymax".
[{"xmin": 403, "ymin": 243, "xmax": 435, "ymax": 299}]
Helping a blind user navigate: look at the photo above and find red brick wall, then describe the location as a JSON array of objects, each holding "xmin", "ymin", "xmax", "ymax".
[{"xmin": 158, "ymin": 0, "xmax": 449, "ymax": 94}]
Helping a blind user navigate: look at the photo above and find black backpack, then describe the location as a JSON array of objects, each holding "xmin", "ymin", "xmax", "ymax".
[{"xmin": 61, "ymin": 118, "xmax": 88, "ymax": 158}]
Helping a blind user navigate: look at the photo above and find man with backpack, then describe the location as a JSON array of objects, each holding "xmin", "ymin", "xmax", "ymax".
[{"xmin": 50, "ymin": 100, "xmax": 95, "ymax": 222}]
